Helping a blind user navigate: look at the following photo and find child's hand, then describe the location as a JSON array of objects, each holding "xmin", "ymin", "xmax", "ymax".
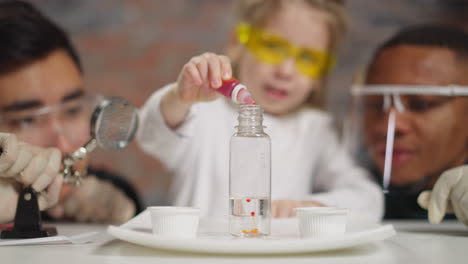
[
  {"xmin": 161, "ymin": 53, "xmax": 232, "ymax": 129},
  {"xmin": 175, "ymin": 52, "xmax": 232, "ymax": 104},
  {"xmin": 271, "ymin": 199, "xmax": 323, "ymax": 218}
]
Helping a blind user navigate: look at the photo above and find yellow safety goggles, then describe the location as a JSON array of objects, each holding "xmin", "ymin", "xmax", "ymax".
[{"xmin": 236, "ymin": 23, "xmax": 335, "ymax": 79}]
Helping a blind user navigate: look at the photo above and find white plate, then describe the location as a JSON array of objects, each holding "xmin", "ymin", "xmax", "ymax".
[{"xmin": 108, "ymin": 218, "xmax": 395, "ymax": 255}]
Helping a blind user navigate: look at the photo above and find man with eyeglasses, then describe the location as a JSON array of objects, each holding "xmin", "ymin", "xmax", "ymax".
[
  {"xmin": 351, "ymin": 24, "xmax": 468, "ymax": 225},
  {"xmin": 0, "ymin": 1, "xmax": 141, "ymax": 224}
]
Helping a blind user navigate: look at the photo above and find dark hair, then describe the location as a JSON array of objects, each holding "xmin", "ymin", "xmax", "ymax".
[
  {"xmin": 0, "ymin": 0, "xmax": 82, "ymax": 74},
  {"xmin": 373, "ymin": 24, "xmax": 468, "ymax": 60}
]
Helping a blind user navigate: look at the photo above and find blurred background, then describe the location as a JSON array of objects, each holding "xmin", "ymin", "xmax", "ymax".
[{"xmin": 30, "ymin": 0, "xmax": 468, "ymax": 206}]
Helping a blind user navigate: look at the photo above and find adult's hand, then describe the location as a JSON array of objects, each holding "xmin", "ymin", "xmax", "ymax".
[
  {"xmin": 47, "ymin": 175, "xmax": 135, "ymax": 224},
  {"xmin": 418, "ymin": 165, "xmax": 468, "ymax": 226},
  {"xmin": 0, "ymin": 132, "xmax": 63, "ymax": 223}
]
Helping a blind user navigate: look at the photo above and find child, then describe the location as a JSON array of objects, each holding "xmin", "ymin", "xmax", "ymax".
[{"xmin": 137, "ymin": 0, "xmax": 383, "ymax": 222}]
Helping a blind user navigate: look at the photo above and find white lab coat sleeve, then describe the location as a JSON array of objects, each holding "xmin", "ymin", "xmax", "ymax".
[
  {"xmin": 136, "ymin": 84, "xmax": 198, "ymax": 171},
  {"xmin": 305, "ymin": 117, "xmax": 384, "ymax": 224}
]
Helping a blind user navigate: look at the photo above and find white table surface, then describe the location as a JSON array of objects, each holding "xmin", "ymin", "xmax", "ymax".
[{"xmin": 1, "ymin": 220, "xmax": 467, "ymax": 264}]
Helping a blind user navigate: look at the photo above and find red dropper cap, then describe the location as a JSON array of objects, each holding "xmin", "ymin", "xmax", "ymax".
[{"xmin": 215, "ymin": 78, "xmax": 255, "ymax": 104}]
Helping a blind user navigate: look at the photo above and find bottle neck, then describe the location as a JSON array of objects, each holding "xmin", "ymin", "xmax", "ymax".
[{"xmin": 236, "ymin": 105, "xmax": 264, "ymax": 134}]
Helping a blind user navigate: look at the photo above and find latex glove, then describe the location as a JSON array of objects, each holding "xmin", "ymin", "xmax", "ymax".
[
  {"xmin": 47, "ymin": 175, "xmax": 135, "ymax": 224},
  {"xmin": 271, "ymin": 199, "xmax": 323, "ymax": 218},
  {"xmin": 418, "ymin": 165, "xmax": 468, "ymax": 226},
  {"xmin": 0, "ymin": 133, "xmax": 63, "ymax": 224}
]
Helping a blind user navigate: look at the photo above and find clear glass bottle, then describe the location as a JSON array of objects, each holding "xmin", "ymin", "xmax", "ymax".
[{"xmin": 229, "ymin": 104, "xmax": 271, "ymax": 237}]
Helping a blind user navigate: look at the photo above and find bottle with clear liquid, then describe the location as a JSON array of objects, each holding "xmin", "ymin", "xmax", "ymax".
[{"xmin": 229, "ymin": 104, "xmax": 271, "ymax": 237}]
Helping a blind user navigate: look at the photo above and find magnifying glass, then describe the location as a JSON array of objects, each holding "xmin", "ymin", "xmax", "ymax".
[{"xmin": 62, "ymin": 96, "xmax": 139, "ymax": 186}]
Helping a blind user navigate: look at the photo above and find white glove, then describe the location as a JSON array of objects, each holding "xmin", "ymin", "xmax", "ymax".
[
  {"xmin": 0, "ymin": 132, "xmax": 63, "ymax": 224},
  {"xmin": 418, "ymin": 165, "xmax": 468, "ymax": 226},
  {"xmin": 47, "ymin": 175, "xmax": 136, "ymax": 224}
]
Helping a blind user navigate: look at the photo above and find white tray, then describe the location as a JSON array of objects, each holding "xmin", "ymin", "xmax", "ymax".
[{"xmin": 108, "ymin": 214, "xmax": 395, "ymax": 255}]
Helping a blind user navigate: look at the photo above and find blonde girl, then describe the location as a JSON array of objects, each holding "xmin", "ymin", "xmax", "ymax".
[{"xmin": 137, "ymin": 0, "xmax": 383, "ymax": 222}]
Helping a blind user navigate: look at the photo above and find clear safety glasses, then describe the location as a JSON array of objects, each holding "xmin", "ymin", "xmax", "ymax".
[
  {"xmin": 236, "ymin": 23, "xmax": 335, "ymax": 79},
  {"xmin": 352, "ymin": 84, "xmax": 468, "ymax": 114},
  {"xmin": 0, "ymin": 95, "xmax": 102, "ymax": 147},
  {"xmin": 345, "ymin": 84, "xmax": 468, "ymax": 192}
]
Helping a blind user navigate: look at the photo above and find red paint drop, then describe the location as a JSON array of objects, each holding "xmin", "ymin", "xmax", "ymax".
[
  {"xmin": 246, "ymin": 199, "xmax": 251, "ymax": 203},
  {"xmin": 251, "ymin": 212, "xmax": 255, "ymax": 216}
]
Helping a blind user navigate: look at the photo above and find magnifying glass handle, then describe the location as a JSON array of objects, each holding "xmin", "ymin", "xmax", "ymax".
[
  {"xmin": 66, "ymin": 138, "xmax": 97, "ymax": 163},
  {"xmin": 62, "ymin": 138, "xmax": 96, "ymax": 186},
  {"xmin": 83, "ymin": 138, "xmax": 97, "ymax": 154}
]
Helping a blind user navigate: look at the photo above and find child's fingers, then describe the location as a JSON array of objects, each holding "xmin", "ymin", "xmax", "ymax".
[
  {"xmin": 271, "ymin": 202, "xmax": 278, "ymax": 218},
  {"xmin": 203, "ymin": 53, "xmax": 223, "ymax": 88},
  {"xmin": 191, "ymin": 56, "xmax": 209, "ymax": 85},
  {"xmin": 183, "ymin": 62, "xmax": 203, "ymax": 87},
  {"xmin": 219, "ymin": 55, "xmax": 232, "ymax": 80}
]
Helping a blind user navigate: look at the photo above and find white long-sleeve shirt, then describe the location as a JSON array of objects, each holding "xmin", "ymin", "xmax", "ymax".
[{"xmin": 137, "ymin": 85, "xmax": 383, "ymax": 223}]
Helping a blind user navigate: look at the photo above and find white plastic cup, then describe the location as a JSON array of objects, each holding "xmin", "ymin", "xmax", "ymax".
[
  {"xmin": 294, "ymin": 207, "xmax": 348, "ymax": 238},
  {"xmin": 148, "ymin": 206, "xmax": 200, "ymax": 238}
]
